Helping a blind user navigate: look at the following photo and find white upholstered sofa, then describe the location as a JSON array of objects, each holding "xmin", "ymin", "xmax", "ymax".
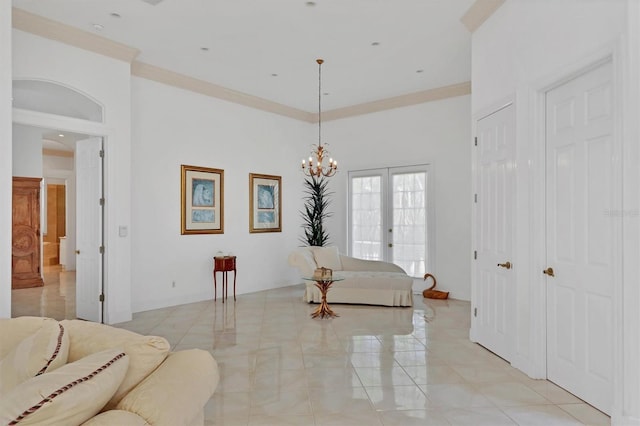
[
  {"xmin": 289, "ymin": 246, "xmax": 414, "ymax": 307},
  {"xmin": 0, "ymin": 316, "xmax": 219, "ymax": 426}
]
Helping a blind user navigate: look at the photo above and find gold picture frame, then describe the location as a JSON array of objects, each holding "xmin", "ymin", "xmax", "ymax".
[
  {"xmin": 249, "ymin": 173, "xmax": 281, "ymax": 233},
  {"xmin": 181, "ymin": 164, "xmax": 224, "ymax": 235}
]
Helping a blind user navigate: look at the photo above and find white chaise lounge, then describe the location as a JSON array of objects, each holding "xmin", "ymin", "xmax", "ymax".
[{"xmin": 288, "ymin": 246, "xmax": 414, "ymax": 307}]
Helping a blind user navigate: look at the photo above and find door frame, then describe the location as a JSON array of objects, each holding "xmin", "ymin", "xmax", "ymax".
[
  {"xmin": 347, "ymin": 164, "xmax": 435, "ymax": 278},
  {"xmin": 469, "ymin": 98, "xmax": 516, "ymax": 359},
  {"xmin": 13, "ymin": 107, "xmax": 109, "ymax": 323},
  {"xmin": 525, "ymin": 43, "xmax": 624, "ymax": 401}
]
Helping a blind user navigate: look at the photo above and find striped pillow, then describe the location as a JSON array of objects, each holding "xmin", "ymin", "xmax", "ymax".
[
  {"xmin": 0, "ymin": 318, "xmax": 69, "ymax": 396},
  {"xmin": 0, "ymin": 349, "xmax": 129, "ymax": 426}
]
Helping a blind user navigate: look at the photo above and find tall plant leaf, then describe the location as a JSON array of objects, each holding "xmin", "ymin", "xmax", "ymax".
[{"xmin": 300, "ymin": 175, "xmax": 332, "ymax": 247}]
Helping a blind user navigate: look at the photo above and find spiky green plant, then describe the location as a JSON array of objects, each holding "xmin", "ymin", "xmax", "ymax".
[{"xmin": 300, "ymin": 175, "xmax": 332, "ymax": 247}]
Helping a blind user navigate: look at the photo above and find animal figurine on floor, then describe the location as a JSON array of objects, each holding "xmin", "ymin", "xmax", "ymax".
[{"xmin": 422, "ymin": 273, "xmax": 449, "ymax": 299}]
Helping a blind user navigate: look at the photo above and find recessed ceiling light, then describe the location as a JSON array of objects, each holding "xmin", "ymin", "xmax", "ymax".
[
  {"xmin": 306, "ymin": 1, "xmax": 316, "ymax": 6},
  {"xmin": 371, "ymin": 42, "xmax": 380, "ymax": 46},
  {"xmin": 110, "ymin": 12, "xmax": 121, "ymax": 18},
  {"xmin": 91, "ymin": 23, "xmax": 104, "ymax": 31},
  {"xmin": 58, "ymin": 134, "xmax": 65, "ymax": 137},
  {"xmin": 200, "ymin": 47, "xmax": 209, "ymax": 51},
  {"xmin": 416, "ymin": 69, "xmax": 424, "ymax": 73}
]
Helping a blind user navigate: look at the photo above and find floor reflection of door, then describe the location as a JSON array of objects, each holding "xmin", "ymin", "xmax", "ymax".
[{"xmin": 11, "ymin": 265, "xmax": 76, "ymax": 320}]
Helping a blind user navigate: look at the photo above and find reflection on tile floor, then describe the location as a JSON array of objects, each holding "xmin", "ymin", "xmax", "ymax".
[
  {"xmin": 114, "ymin": 286, "xmax": 611, "ymax": 426},
  {"xmin": 12, "ymin": 275, "xmax": 611, "ymax": 425},
  {"xmin": 12, "ymin": 265, "xmax": 76, "ymax": 320}
]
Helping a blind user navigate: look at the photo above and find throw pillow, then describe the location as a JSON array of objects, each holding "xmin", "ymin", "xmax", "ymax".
[
  {"xmin": 0, "ymin": 317, "xmax": 69, "ymax": 396},
  {"xmin": 0, "ymin": 348, "xmax": 129, "ymax": 426},
  {"xmin": 312, "ymin": 246, "xmax": 342, "ymax": 270},
  {"xmin": 60, "ymin": 320, "xmax": 170, "ymax": 410}
]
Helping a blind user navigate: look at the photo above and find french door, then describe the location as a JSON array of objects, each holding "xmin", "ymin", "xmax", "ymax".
[{"xmin": 348, "ymin": 165, "xmax": 432, "ymax": 277}]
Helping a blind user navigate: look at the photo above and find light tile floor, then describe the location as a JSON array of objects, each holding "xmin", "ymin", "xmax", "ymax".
[{"xmin": 12, "ymin": 269, "xmax": 611, "ymax": 425}]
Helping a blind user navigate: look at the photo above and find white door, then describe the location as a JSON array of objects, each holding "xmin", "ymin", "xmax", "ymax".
[
  {"xmin": 474, "ymin": 104, "xmax": 515, "ymax": 361},
  {"xmin": 546, "ymin": 61, "xmax": 615, "ymax": 414},
  {"xmin": 75, "ymin": 137, "xmax": 103, "ymax": 323},
  {"xmin": 349, "ymin": 165, "xmax": 433, "ymax": 277}
]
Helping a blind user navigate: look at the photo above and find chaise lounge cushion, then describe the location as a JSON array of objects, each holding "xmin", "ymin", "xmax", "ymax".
[
  {"xmin": 0, "ymin": 349, "xmax": 129, "ymax": 426},
  {"xmin": 290, "ymin": 247, "xmax": 414, "ymax": 307}
]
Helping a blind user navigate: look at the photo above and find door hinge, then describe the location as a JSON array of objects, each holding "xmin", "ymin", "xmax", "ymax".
[
  {"xmin": 474, "ymin": 136, "xmax": 478, "ymax": 146},
  {"xmin": 474, "ymin": 193, "xmax": 478, "ymax": 203},
  {"xmin": 99, "ymin": 294, "xmax": 105, "ymax": 302},
  {"xmin": 99, "ymin": 246, "xmax": 105, "ymax": 254},
  {"xmin": 474, "ymin": 307, "xmax": 477, "ymax": 317},
  {"xmin": 474, "ymin": 250, "xmax": 477, "ymax": 260},
  {"xmin": 99, "ymin": 197, "xmax": 105, "ymax": 206},
  {"xmin": 99, "ymin": 150, "xmax": 104, "ymax": 158}
]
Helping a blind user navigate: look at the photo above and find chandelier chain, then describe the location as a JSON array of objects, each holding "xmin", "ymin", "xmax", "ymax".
[
  {"xmin": 300, "ymin": 58, "xmax": 337, "ymax": 178},
  {"xmin": 318, "ymin": 59, "xmax": 322, "ymax": 147}
]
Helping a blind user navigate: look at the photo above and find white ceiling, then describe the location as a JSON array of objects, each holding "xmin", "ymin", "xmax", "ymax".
[{"xmin": 12, "ymin": 0, "xmax": 474, "ymax": 112}]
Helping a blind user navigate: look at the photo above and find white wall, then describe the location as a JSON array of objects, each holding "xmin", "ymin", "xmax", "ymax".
[
  {"xmin": 472, "ymin": 1, "xmax": 638, "ymax": 423},
  {"xmin": 0, "ymin": 0, "xmax": 12, "ymax": 319},
  {"xmin": 12, "ymin": 123, "xmax": 42, "ymax": 177},
  {"xmin": 12, "ymin": 30, "xmax": 133, "ymax": 324},
  {"xmin": 324, "ymin": 95, "xmax": 472, "ymax": 300},
  {"xmin": 130, "ymin": 77, "xmax": 309, "ymax": 312}
]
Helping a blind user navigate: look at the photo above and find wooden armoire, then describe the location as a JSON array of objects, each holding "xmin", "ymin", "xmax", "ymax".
[{"xmin": 12, "ymin": 177, "xmax": 44, "ymax": 288}]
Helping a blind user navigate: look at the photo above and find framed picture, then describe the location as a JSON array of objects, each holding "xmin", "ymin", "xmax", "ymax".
[
  {"xmin": 249, "ymin": 173, "xmax": 281, "ymax": 233},
  {"xmin": 181, "ymin": 164, "xmax": 224, "ymax": 235}
]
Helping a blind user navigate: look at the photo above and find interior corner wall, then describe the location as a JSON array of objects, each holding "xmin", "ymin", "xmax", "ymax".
[
  {"xmin": 130, "ymin": 77, "xmax": 309, "ymax": 313},
  {"xmin": 12, "ymin": 123, "xmax": 43, "ymax": 177},
  {"xmin": 0, "ymin": 0, "xmax": 12, "ymax": 319},
  {"xmin": 472, "ymin": 1, "xmax": 637, "ymax": 423},
  {"xmin": 12, "ymin": 30, "xmax": 133, "ymax": 324},
  {"xmin": 323, "ymin": 95, "xmax": 472, "ymax": 301}
]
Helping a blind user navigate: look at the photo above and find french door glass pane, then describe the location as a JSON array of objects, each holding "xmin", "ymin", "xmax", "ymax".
[
  {"xmin": 392, "ymin": 172, "xmax": 427, "ymax": 276},
  {"xmin": 351, "ymin": 175, "xmax": 382, "ymax": 260}
]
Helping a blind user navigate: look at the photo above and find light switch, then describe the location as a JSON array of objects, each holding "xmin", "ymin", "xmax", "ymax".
[{"xmin": 119, "ymin": 226, "xmax": 128, "ymax": 237}]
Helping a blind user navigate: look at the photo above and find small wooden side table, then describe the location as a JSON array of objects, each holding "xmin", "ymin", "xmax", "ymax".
[{"xmin": 213, "ymin": 256, "xmax": 236, "ymax": 303}]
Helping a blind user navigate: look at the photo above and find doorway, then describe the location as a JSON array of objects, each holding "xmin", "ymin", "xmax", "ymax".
[
  {"xmin": 12, "ymin": 80, "xmax": 107, "ymax": 323},
  {"xmin": 348, "ymin": 165, "xmax": 434, "ymax": 278}
]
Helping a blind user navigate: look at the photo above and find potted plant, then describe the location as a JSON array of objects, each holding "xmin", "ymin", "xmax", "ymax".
[{"xmin": 300, "ymin": 175, "xmax": 332, "ymax": 247}]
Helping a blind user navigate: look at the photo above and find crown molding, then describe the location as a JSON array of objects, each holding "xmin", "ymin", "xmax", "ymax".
[
  {"xmin": 460, "ymin": 0, "xmax": 506, "ymax": 33},
  {"xmin": 43, "ymin": 149, "xmax": 73, "ymax": 158},
  {"xmin": 320, "ymin": 81, "xmax": 471, "ymax": 122},
  {"xmin": 12, "ymin": 8, "xmax": 139, "ymax": 63},
  {"xmin": 13, "ymin": 7, "xmax": 471, "ymax": 123},
  {"xmin": 131, "ymin": 61, "xmax": 316, "ymax": 123}
]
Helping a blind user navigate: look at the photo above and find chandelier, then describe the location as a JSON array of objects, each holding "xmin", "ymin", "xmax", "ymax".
[{"xmin": 301, "ymin": 59, "xmax": 337, "ymax": 177}]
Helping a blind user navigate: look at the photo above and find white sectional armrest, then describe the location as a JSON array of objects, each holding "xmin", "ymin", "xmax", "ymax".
[{"xmin": 116, "ymin": 349, "xmax": 219, "ymax": 426}]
